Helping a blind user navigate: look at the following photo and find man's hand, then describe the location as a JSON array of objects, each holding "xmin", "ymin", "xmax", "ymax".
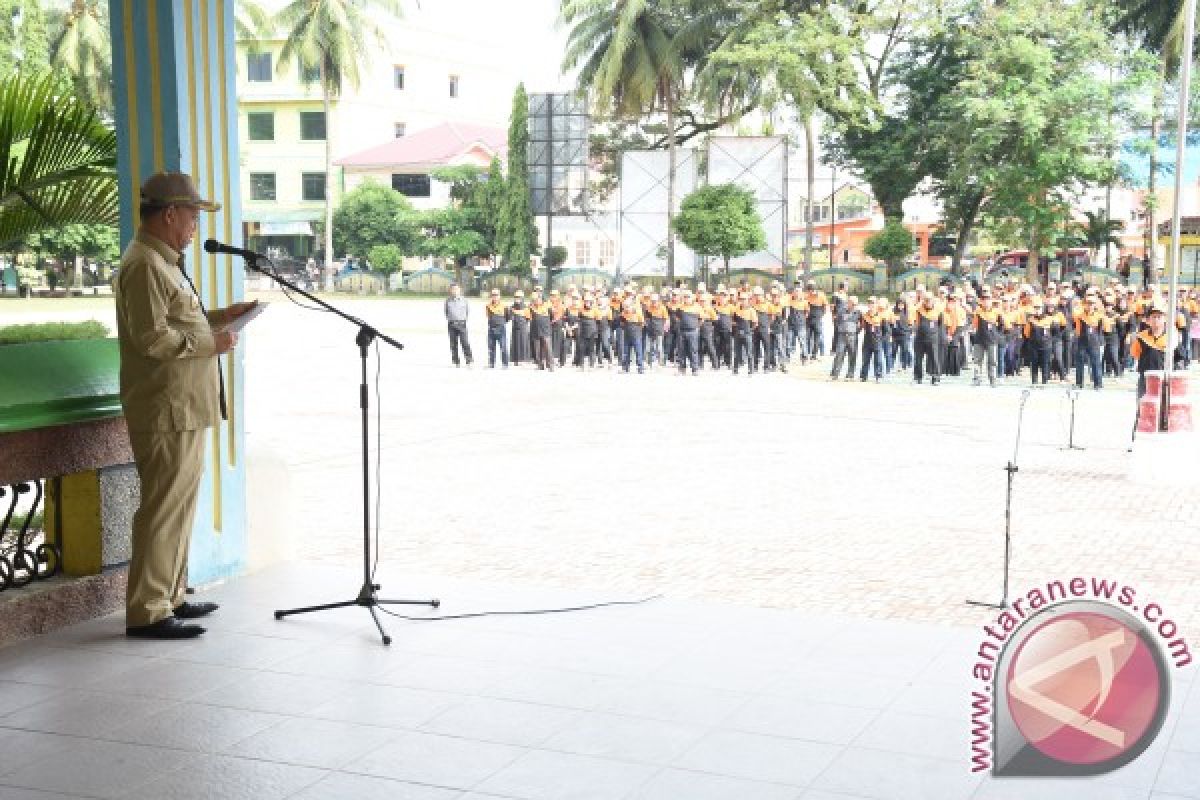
[{"xmin": 214, "ymin": 331, "xmax": 239, "ymax": 354}]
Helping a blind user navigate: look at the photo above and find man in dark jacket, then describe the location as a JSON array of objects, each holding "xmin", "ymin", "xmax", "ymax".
[{"xmin": 830, "ymin": 295, "xmax": 862, "ymax": 381}]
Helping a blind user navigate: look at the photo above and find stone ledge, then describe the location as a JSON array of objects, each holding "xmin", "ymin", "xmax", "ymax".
[
  {"xmin": 0, "ymin": 417, "xmax": 133, "ymax": 486},
  {"xmin": 0, "ymin": 567, "xmax": 127, "ymax": 647}
]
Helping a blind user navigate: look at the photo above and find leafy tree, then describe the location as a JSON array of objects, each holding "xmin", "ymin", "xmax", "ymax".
[
  {"xmin": 946, "ymin": 0, "xmax": 1115, "ymax": 283},
  {"xmin": 542, "ymin": 245, "xmax": 568, "ymax": 270},
  {"xmin": 497, "ymin": 83, "xmax": 536, "ymax": 275},
  {"xmin": 275, "ymin": 0, "xmax": 402, "ymax": 269},
  {"xmin": 0, "ymin": 0, "xmax": 51, "ymax": 74},
  {"xmin": 47, "ymin": 1, "xmax": 112, "ymax": 116},
  {"xmin": 864, "ymin": 219, "xmax": 915, "ymax": 275},
  {"xmin": 329, "ymin": 181, "xmax": 418, "ymax": 259},
  {"xmin": 673, "ymin": 183, "xmax": 765, "ymax": 276},
  {"xmin": 367, "ymin": 243, "xmax": 403, "ymax": 274},
  {"xmin": 478, "ymin": 156, "xmax": 507, "ymax": 266},
  {"xmin": 0, "ymin": 72, "xmax": 117, "ymax": 248},
  {"xmin": 415, "ymin": 207, "xmax": 487, "ymax": 266}
]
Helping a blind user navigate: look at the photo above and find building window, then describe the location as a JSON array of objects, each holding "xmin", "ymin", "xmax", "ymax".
[
  {"xmin": 391, "ymin": 173, "xmax": 430, "ymax": 198},
  {"xmin": 574, "ymin": 240, "xmax": 591, "ymax": 267},
  {"xmin": 598, "ymin": 239, "xmax": 615, "ymax": 268},
  {"xmin": 393, "ymin": 65, "xmax": 405, "ymax": 90},
  {"xmin": 250, "ymin": 173, "xmax": 276, "ymax": 202},
  {"xmin": 299, "ymin": 61, "xmax": 321, "ymax": 83},
  {"xmin": 302, "ymin": 172, "xmax": 326, "ymax": 202},
  {"xmin": 394, "ymin": 122, "xmax": 406, "ymax": 138},
  {"xmin": 448, "ymin": 74, "xmax": 459, "ymax": 98},
  {"xmin": 246, "ymin": 111, "xmax": 274, "ymax": 141},
  {"xmin": 299, "ymin": 111, "xmax": 326, "ymax": 141},
  {"xmin": 247, "ymin": 52, "xmax": 272, "ymax": 82}
]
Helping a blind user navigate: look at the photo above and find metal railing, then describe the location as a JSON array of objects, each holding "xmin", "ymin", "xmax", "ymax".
[{"xmin": 0, "ymin": 481, "xmax": 61, "ymax": 591}]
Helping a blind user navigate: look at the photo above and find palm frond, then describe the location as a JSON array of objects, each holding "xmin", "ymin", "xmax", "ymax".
[{"xmin": 0, "ymin": 73, "xmax": 117, "ymax": 248}]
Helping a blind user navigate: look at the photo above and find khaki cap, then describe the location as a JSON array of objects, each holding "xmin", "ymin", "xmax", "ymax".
[{"xmin": 140, "ymin": 171, "xmax": 220, "ymax": 211}]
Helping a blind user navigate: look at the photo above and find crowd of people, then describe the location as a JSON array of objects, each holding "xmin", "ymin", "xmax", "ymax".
[{"xmin": 442, "ymin": 279, "xmax": 1200, "ymax": 389}]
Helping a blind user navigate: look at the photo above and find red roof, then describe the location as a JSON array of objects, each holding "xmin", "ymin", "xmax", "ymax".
[{"xmin": 336, "ymin": 122, "xmax": 506, "ymax": 168}]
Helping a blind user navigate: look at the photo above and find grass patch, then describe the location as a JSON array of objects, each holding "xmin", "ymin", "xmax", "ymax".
[{"xmin": 0, "ymin": 320, "xmax": 111, "ymax": 345}]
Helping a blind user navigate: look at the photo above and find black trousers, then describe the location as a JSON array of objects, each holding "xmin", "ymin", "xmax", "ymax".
[
  {"xmin": 830, "ymin": 332, "xmax": 857, "ymax": 378},
  {"xmin": 533, "ymin": 333, "xmax": 554, "ymax": 370},
  {"xmin": 734, "ymin": 331, "xmax": 755, "ymax": 372},
  {"xmin": 914, "ymin": 337, "xmax": 940, "ymax": 382},
  {"xmin": 699, "ymin": 331, "xmax": 718, "ymax": 368},
  {"xmin": 715, "ymin": 329, "xmax": 733, "ymax": 367},
  {"xmin": 754, "ymin": 329, "xmax": 773, "ymax": 369},
  {"xmin": 448, "ymin": 322, "xmax": 472, "ymax": 365},
  {"xmin": 1030, "ymin": 347, "xmax": 1052, "ymax": 384},
  {"xmin": 678, "ymin": 331, "xmax": 700, "ymax": 373}
]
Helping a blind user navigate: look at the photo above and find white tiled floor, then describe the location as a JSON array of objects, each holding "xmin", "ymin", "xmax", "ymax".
[{"xmin": 0, "ymin": 561, "xmax": 1198, "ymax": 800}]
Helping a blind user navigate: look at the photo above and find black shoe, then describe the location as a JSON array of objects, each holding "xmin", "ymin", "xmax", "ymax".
[
  {"xmin": 127, "ymin": 617, "xmax": 206, "ymax": 639},
  {"xmin": 174, "ymin": 601, "xmax": 219, "ymax": 619}
]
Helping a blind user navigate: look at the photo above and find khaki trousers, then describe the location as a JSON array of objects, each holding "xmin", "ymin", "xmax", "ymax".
[{"xmin": 126, "ymin": 428, "xmax": 207, "ymax": 627}]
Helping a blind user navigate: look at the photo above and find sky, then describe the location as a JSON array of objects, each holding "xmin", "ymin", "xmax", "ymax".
[{"xmin": 401, "ymin": 0, "xmax": 573, "ymax": 92}]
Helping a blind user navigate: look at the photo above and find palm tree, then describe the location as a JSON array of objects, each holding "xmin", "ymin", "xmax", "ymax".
[
  {"xmin": 274, "ymin": 0, "xmax": 401, "ymax": 278},
  {"xmin": 562, "ymin": 0, "xmax": 685, "ymax": 280},
  {"xmin": 1077, "ymin": 209, "xmax": 1125, "ymax": 266},
  {"xmin": 1113, "ymin": 0, "xmax": 1192, "ymax": 285},
  {"xmin": 47, "ymin": 1, "xmax": 112, "ymax": 118},
  {"xmin": 0, "ymin": 72, "xmax": 117, "ymax": 249}
]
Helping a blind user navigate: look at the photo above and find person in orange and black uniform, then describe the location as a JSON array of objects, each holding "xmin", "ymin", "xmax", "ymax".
[
  {"xmin": 1130, "ymin": 304, "xmax": 1169, "ymax": 440},
  {"xmin": 788, "ymin": 287, "xmax": 810, "ymax": 364},
  {"xmin": 769, "ymin": 286, "xmax": 789, "ymax": 371},
  {"xmin": 595, "ymin": 294, "xmax": 614, "ymax": 366},
  {"xmin": 698, "ymin": 292, "xmax": 720, "ymax": 369},
  {"xmin": 574, "ymin": 295, "xmax": 600, "ymax": 368},
  {"xmin": 562, "ymin": 294, "xmax": 581, "ymax": 367},
  {"xmin": 713, "ymin": 288, "xmax": 735, "ymax": 368},
  {"xmin": 752, "ymin": 287, "xmax": 775, "ymax": 371},
  {"xmin": 913, "ymin": 294, "xmax": 944, "ymax": 385},
  {"xmin": 529, "ymin": 290, "xmax": 555, "ymax": 371},
  {"xmin": 970, "ymin": 289, "xmax": 1005, "ymax": 387},
  {"xmin": 484, "ymin": 288, "xmax": 511, "ymax": 368},
  {"xmin": 1024, "ymin": 299, "xmax": 1055, "ymax": 385},
  {"xmin": 1074, "ymin": 293, "xmax": 1111, "ymax": 389},
  {"xmin": 806, "ymin": 281, "xmax": 827, "ymax": 357},
  {"xmin": 548, "ymin": 290, "xmax": 567, "ymax": 367},
  {"xmin": 733, "ymin": 292, "xmax": 759, "ymax": 375},
  {"xmin": 644, "ymin": 294, "xmax": 670, "ymax": 368},
  {"xmin": 675, "ymin": 289, "xmax": 703, "ymax": 375},
  {"xmin": 620, "ymin": 296, "xmax": 646, "ymax": 373},
  {"xmin": 508, "ymin": 290, "xmax": 531, "ymax": 366},
  {"xmin": 858, "ymin": 297, "xmax": 886, "ymax": 382}
]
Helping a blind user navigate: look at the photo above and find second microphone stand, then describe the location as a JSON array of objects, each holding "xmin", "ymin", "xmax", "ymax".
[{"xmin": 245, "ymin": 258, "xmax": 440, "ymax": 644}]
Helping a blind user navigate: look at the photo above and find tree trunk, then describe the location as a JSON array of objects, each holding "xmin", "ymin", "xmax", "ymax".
[
  {"xmin": 950, "ymin": 192, "xmax": 984, "ymax": 277},
  {"xmin": 666, "ymin": 94, "xmax": 676, "ymax": 284},
  {"xmin": 1026, "ymin": 226, "xmax": 1041, "ymax": 286},
  {"xmin": 323, "ymin": 86, "xmax": 335, "ymax": 286},
  {"xmin": 1147, "ymin": 60, "xmax": 1166, "ymax": 287},
  {"xmin": 803, "ymin": 115, "xmax": 815, "ymax": 282}
]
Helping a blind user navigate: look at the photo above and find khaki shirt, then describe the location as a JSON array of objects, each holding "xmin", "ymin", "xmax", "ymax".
[{"xmin": 115, "ymin": 231, "xmax": 219, "ymax": 432}]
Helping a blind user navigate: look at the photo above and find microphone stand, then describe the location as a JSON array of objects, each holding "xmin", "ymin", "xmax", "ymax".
[
  {"xmin": 241, "ymin": 254, "xmax": 440, "ymax": 645},
  {"xmin": 1060, "ymin": 387, "xmax": 1085, "ymax": 451},
  {"xmin": 967, "ymin": 389, "xmax": 1031, "ymax": 610}
]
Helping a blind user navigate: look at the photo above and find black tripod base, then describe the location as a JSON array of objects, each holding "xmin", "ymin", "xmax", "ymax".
[
  {"xmin": 966, "ymin": 598, "xmax": 1008, "ymax": 610},
  {"xmin": 274, "ymin": 583, "xmax": 440, "ymax": 645}
]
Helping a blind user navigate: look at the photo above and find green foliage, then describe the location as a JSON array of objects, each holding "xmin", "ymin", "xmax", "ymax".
[
  {"xmin": 1076, "ymin": 210, "xmax": 1125, "ymax": 251},
  {"xmin": 673, "ymin": 183, "xmax": 765, "ymax": 271},
  {"xmin": 275, "ymin": 0, "xmax": 400, "ymax": 98},
  {"xmin": 47, "ymin": 1, "xmax": 112, "ymax": 116},
  {"xmin": 367, "ymin": 243, "xmax": 404, "ymax": 273},
  {"xmin": 948, "ymin": 0, "xmax": 1115, "ymax": 281},
  {"xmin": 0, "ymin": 0, "xmax": 51, "ymax": 74},
  {"xmin": 497, "ymin": 83, "xmax": 536, "ymax": 272},
  {"xmin": 542, "ymin": 245, "xmax": 568, "ymax": 269},
  {"xmin": 864, "ymin": 220, "xmax": 915, "ymax": 273},
  {"xmin": 431, "ymin": 161, "xmax": 505, "ymax": 262},
  {"xmin": 414, "ymin": 207, "xmax": 487, "ymax": 264},
  {"xmin": 330, "ymin": 181, "xmax": 418, "ymax": 258},
  {"xmin": 0, "ymin": 72, "xmax": 117, "ymax": 249},
  {"xmin": 0, "ymin": 319, "xmax": 109, "ymax": 345},
  {"xmin": 24, "ymin": 223, "xmax": 119, "ymax": 262}
]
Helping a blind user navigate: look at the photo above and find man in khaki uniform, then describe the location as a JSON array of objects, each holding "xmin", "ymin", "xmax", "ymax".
[{"xmin": 115, "ymin": 172, "xmax": 257, "ymax": 638}]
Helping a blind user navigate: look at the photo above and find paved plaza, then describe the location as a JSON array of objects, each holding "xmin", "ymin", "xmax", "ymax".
[{"xmin": 3, "ymin": 292, "xmax": 1200, "ymax": 799}]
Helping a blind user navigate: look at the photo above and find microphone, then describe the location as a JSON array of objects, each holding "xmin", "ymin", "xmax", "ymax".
[{"xmin": 204, "ymin": 239, "xmax": 263, "ymax": 262}]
